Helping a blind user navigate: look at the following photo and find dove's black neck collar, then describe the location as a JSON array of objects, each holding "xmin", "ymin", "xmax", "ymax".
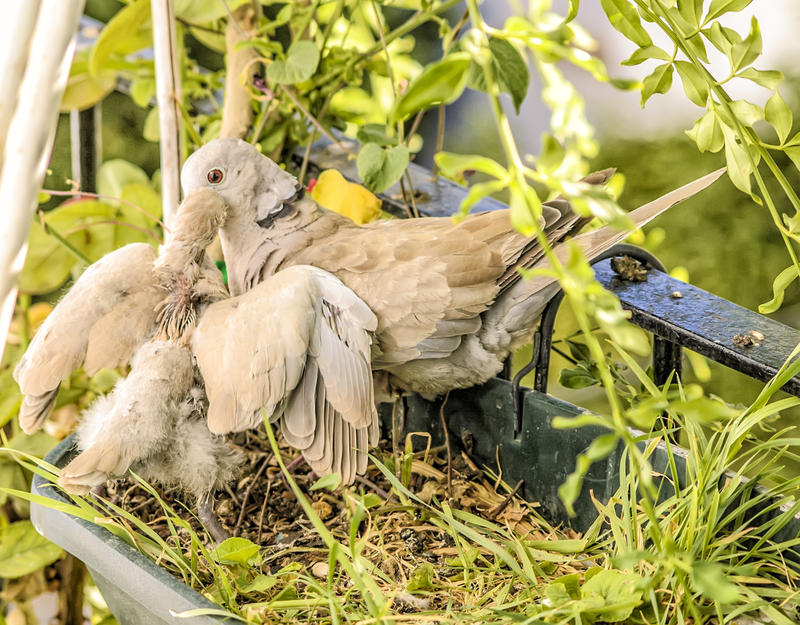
[{"xmin": 256, "ymin": 186, "xmax": 304, "ymax": 229}]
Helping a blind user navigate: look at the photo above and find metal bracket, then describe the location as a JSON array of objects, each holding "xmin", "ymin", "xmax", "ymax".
[{"xmin": 511, "ymin": 243, "xmax": 680, "ymax": 437}]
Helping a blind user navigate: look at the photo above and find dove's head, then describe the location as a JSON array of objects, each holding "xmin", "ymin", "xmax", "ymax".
[{"xmin": 181, "ymin": 138, "xmax": 301, "ymax": 225}]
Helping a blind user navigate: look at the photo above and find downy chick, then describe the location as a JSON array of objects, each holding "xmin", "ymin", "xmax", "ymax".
[
  {"xmin": 57, "ymin": 190, "xmax": 240, "ymax": 540},
  {"xmin": 48, "ymin": 188, "xmax": 378, "ymax": 542},
  {"xmin": 59, "ymin": 340, "xmax": 242, "ymax": 540}
]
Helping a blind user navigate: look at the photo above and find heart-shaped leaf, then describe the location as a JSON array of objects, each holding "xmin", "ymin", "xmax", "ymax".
[{"xmin": 267, "ymin": 41, "xmax": 320, "ymax": 85}]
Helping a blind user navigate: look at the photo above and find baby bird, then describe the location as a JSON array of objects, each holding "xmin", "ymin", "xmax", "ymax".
[
  {"xmin": 53, "ymin": 189, "xmax": 239, "ymax": 540},
  {"xmin": 59, "ymin": 340, "xmax": 242, "ymax": 541}
]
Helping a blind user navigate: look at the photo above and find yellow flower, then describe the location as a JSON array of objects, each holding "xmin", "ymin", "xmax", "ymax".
[{"xmin": 310, "ymin": 169, "xmax": 381, "ymax": 225}]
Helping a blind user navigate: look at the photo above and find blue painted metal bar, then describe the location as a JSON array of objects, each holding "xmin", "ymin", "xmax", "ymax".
[{"xmin": 595, "ymin": 256, "xmax": 800, "ymax": 396}]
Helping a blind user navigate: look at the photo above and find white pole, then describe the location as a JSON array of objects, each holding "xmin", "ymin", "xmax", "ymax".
[
  {"xmin": 151, "ymin": 0, "xmax": 182, "ymax": 230},
  {"xmin": 0, "ymin": 0, "xmax": 85, "ymax": 361},
  {"xmin": 0, "ymin": 1, "xmax": 41, "ymax": 168}
]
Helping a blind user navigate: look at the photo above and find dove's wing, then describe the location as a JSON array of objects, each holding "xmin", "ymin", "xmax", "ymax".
[
  {"xmin": 192, "ymin": 265, "xmax": 378, "ymax": 484},
  {"xmin": 14, "ymin": 243, "xmax": 162, "ymax": 433}
]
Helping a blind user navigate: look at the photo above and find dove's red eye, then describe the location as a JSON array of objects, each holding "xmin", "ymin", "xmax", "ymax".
[{"xmin": 207, "ymin": 168, "xmax": 224, "ymax": 184}]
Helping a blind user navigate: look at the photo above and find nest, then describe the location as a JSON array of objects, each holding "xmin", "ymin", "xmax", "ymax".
[{"xmin": 97, "ymin": 431, "xmax": 590, "ymax": 615}]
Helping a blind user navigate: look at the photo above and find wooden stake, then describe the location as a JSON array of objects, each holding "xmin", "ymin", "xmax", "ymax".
[
  {"xmin": 220, "ymin": 1, "xmax": 260, "ymax": 140},
  {"xmin": 151, "ymin": 0, "xmax": 182, "ymax": 229}
]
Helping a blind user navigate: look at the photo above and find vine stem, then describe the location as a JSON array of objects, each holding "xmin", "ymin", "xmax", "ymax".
[
  {"xmin": 464, "ymin": 0, "xmax": 669, "ymax": 528},
  {"xmin": 36, "ymin": 212, "xmax": 91, "ymax": 265},
  {"xmin": 276, "ymin": 85, "xmax": 356, "ymax": 158},
  {"xmin": 357, "ymin": 0, "xmax": 463, "ymax": 62},
  {"xmin": 466, "ymin": 0, "xmax": 626, "ymax": 425},
  {"xmin": 638, "ymin": 1, "xmax": 800, "ymax": 277}
]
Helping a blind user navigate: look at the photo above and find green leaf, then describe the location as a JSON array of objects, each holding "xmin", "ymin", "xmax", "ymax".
[
  {"xmin": 690, "ymin": 561, "xmax": 743, "ymax": 604},
  {"xmin": 129, "ymin": 77, "xmax": 155, "ymax": 108},
  {"xmin": 686, "ymin": 111, "xmax": 724, "ymax": 153},
  {"xmin": 0, "ymin": 464, "xmax": 26, "ymax": 506},
  {"xmin": 310, "ymin": 473, "xmax": 341, "ymax": 491},
  {"xmin": 267, "ymin": 41, "xmax": 320, "ymax": 85},
  {"xmin": 580, "ymin": 569, "xmax": 644, "ymax": 622},
  {"xmin": 174, "ymin": 0, "xmax": 250, "ymax": 23},
  {"xmin": 640, "ymin": 62, "xmax": 674, "ymax": 106},
  {"xmin": 356, "ymin": 124, "xmax": 396, "ymax": 147},
  {"xmin": 765, "ymin": 91, "xmax": 792, "ymax": 145},
  {"xmin": 600, "ymin": 0, "xmax": 653, "ymax": 47},
  {"xmin": 685, "ymin": 31, "xmax": 709, "ymax": 64},
  {"xmin": 729, "ymin": 17, "xmax": 761, "ymax": 73},
  {"xmin": 759, "ymin": 265, "xmax": 799, "ymax": 314},
  {"xmin": 509, "ymin": 183, "xmax": 541, "ymax": 237},
  {"xmin": 466, "ymin": 37, "xmax": 529, "ymax": 113},
  {"xmin": 19, "ymin": 193, "xmax": 157, "ymax": 294},
  {"xmin": 433, "ymin": 152, "xmax": 507, "ymax": 179},
  {"xmin": 0, "ymin": 370, "xmax": 22, "ymax": 431},
  {"xmin": 566, "ymin": 339, "xmax": 591, "ymax": 362},
  {"xmin": 143, "ymin": 107, "xmax": 160, "ymax": 142},
  {"xmin": 559, "ymin": 363, "xmax": 600, "ymax": 389},
  {"xmin": 786, "ymin": 146, "xmax": 800, "ymax": 174},
  {"xmin": 737, "ymin": 68, "xmax": 783, "ymax": 90},
  {"xmin": 406, "ymin": 563, "xmax": 435, "ymax": 592},
  {"xmin": 620, "ymin": 45, "xmax": 671, "ymax": 66},
  {"xmin": 0, "ymin": 521, "xmax": 63, "ymax": 578},
  {"xmin": 393, "ymin": 53, "xmax": 471, "ymax": 121},
  {"xmin": 98, "ymin": 160, "xmax": 150, "ymax": 199},
  {"xmin": 209, "ymin": 537, "xmax": 260, "ymax": 565},
  {"xmin": 6, "ymin": 431, "xmax": 58, "ymax": 461},
  {"xmin": 544, "ymin": 580, "xmax": 573, "ymax": 606},
  {"xmin": 458, "ymin": 180, "xmax": 507, "ymax": 214},
  {"xmin": 89, "ymin": 0, "xmax": 151, "ymax": 76},
  {"xmin": 676, "ymin": 0, "xmax": 703, "ymax": 28},
  {"xmin": 585, "ymin": 433, "xmax": 620, "ymax": 462},
  {"xmin": 120, "ymin": 183, "xmax": 163, "ymax": 232},
  {"xmin": 539, "ymin": 133, "xmax": 565, "ymax": 173},
  {"xmin": 238, "ymin": 574, "xmax": 278, "ymax": 594},
  {"xmin": 674, "ymin": 61, "xmax": 708, "ymax": 107},
  {"xmin": 61, "ymin": 51, "xmax": 116, "ymax": 112},
  {"xmin": 728, "ymin": 99, "xmax": 763, "ymax": 127},
  {"xmin": 720, "ymin": 124, "xmax": 752, "ymax": 193},
  {"xmin": 566, "ymin": 0, "xmax": 580, "ymax": 22},
  {"xmin": 702, "ymin": 22, "xmax": 738, "ymax": 57},
  {"xmin": 675, "ymin": 396, "xmax": 736, "ymax": 422},
  {"xmin": 706, "ymin": 0, "xmax": 754, "ymax": 22},
  {"xmin": 357, "ymin": 143, "xmax": 410, "ymax": 194}
]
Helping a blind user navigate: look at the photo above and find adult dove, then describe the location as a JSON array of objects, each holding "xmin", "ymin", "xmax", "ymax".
[{"xmin": 180, "ymin": 138, "xmax": 724, "ymax": 397}]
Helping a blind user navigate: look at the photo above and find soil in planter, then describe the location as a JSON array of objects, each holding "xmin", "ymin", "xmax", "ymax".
[{"xmin": 93, "ymin": 430, "xmax": 590, "ymax": 613}]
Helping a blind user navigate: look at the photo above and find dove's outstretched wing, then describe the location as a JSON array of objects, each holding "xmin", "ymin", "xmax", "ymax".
[
  {"xmin": 192, "ymin": 265, "xmax": 378, "ymax": 485},
  {"xmin": 14, "ymin": 243, "xmax": 163, "ymax": 433}
]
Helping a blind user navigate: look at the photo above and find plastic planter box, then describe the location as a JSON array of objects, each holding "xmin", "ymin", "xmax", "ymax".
[{"xmin": 31, "ymin": 377, "xmax": 800, "ymax": 624}]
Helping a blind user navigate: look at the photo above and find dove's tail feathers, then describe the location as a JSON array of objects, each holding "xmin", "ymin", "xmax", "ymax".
[
  {"xmin": 59, "ymin": 442, "xmax": 124, "ymax": 494},
  {"xmin": 18, "ymin": 386, "xmax": 60, "ymax": 435},
  {"xmin": 568, "ymin": 167, "xmax": 726, "ymax": 262},
  {"xmin": 481, "ymin": 168, "xmax": 726, "ymax": 354}
]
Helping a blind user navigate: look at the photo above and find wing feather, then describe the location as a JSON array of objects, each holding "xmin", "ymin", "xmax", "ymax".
[
  {"xmin": 14, "ymin": 243, "xmax": 161, "ymax": 433},
  {"xmin": 195, "ymin": 265, "xmax": 378, "ymax": 483}
]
